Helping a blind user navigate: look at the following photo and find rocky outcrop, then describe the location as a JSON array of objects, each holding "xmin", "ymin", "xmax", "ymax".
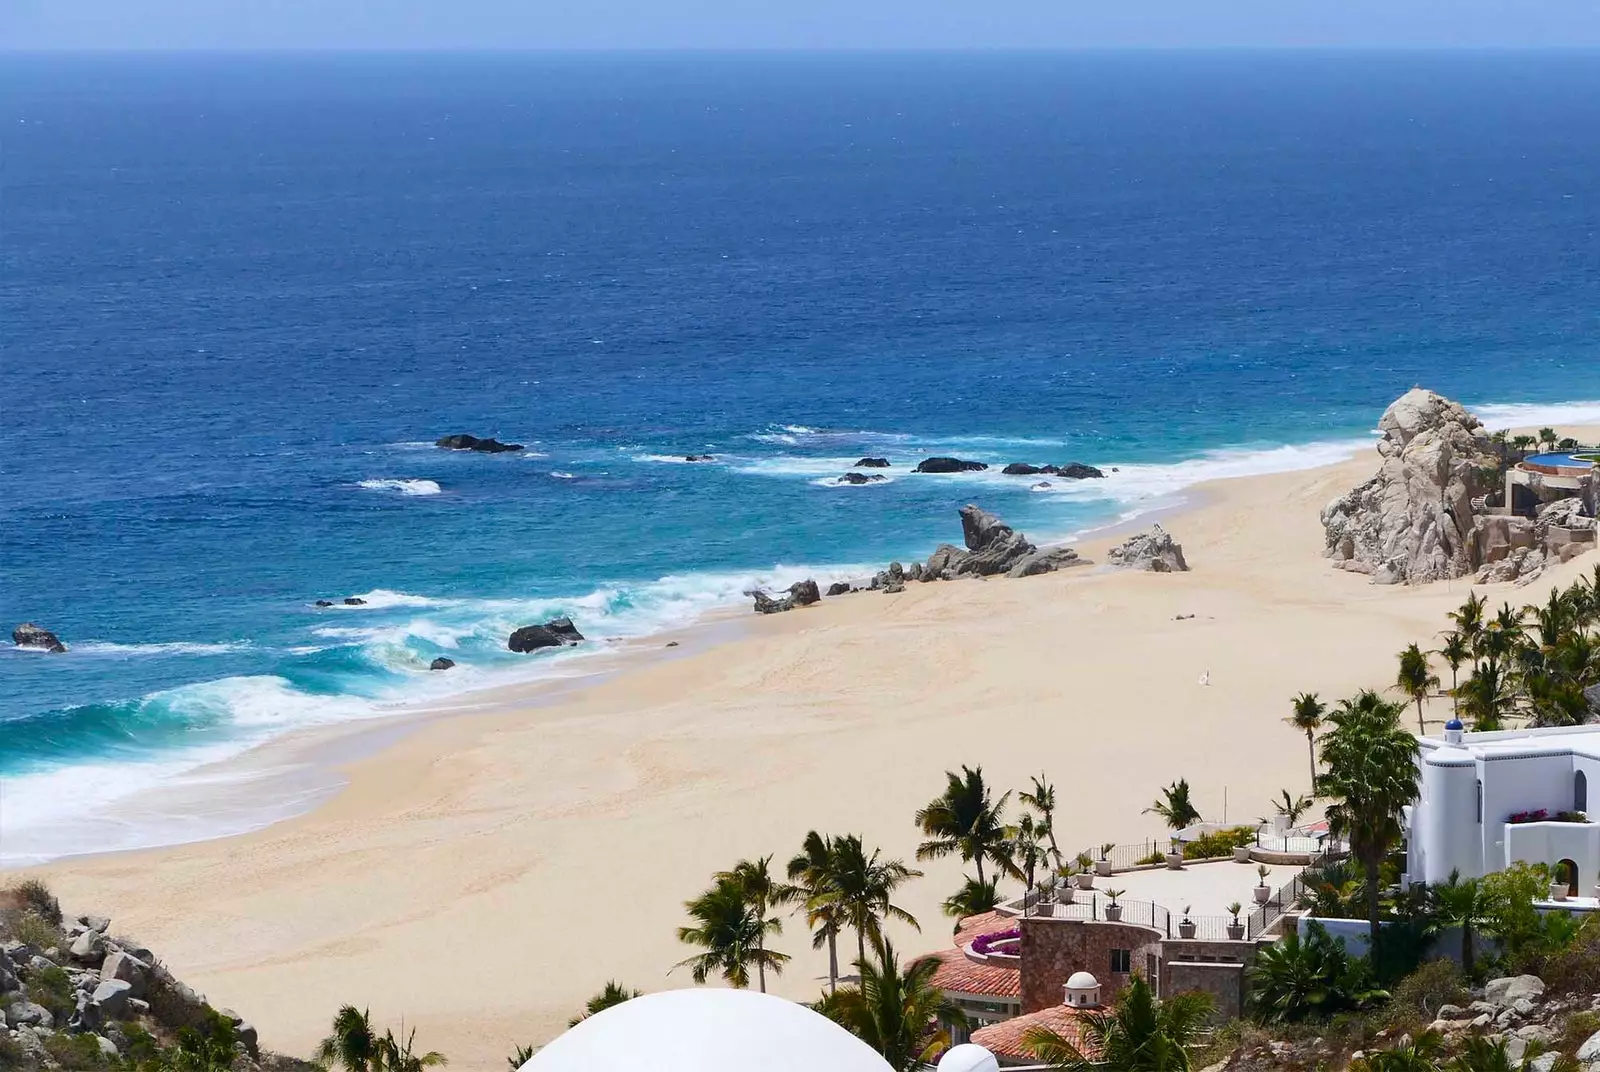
[
  {"xmin": 751, "ymin": 579, "xmax": 823, "ymax": 614},
  {"xmin": 507, "ymin": 617, "xmax": 585, "ymax": 653},
  {"xmin": 11, "ymin": 624, "xmax": 66, "ymax": 653},
  {"xmin": 752, "ymin": 591, "xmax": 793, "ymax": 614},
  {"xmin": 1006, "ymin": 547, "xmax": 1086, "ymax": 578},
  {"xmin": 1002, "ymin": 463, "xmax": 1050, "ymax": 476},
  {"xmin": 684, "ymin": 454, "xmax": 716, "ymax": 462},
  {"xmin": 435, "ymin": 434, "xmax": 524, "ymax": 453},
  {"xmin": 314, "ymin": 600, "xmax": 335, "ymax": 608},
  {"xmin": 826, "ymin": 582, "xmax": 853, "ymax": 596},
  {"xmin": 788, "ymin": 580, "xmax": 822, "ymax": 606},
  {"xmin": 342, "ymin": 597, "xmax": 367, "ymax": 606},
  {"xmin": 1001, "ymin": 462, "xmax": 1105, "ymax": 479},
  {"xmin": 428, "ymin": 657, "xmax": 455, "ymax": 671},
  {"xmin": 855, "ymin": 457, "xmax": 891, "ymax": 468},
  {"xmin": 1466, "ymin": 495, "xmax": 1595, "ymax": 583},
  {"xmin": 1107, "ymin": 524, "xmax": 1189, "ymax": 572},
  {"xmin": 1321, "ymin": 389, "xmax": 1499, "ymax": 585},
  {"xmin": 914, "ymin": 457, "xmax": 988, "ymax": 474},
  {"xmin": 836, "ymin": 472, "xmax": 888, "ymax": 485},
  {"xmin": 1056, "ymin": 463, "xmax": 1105, "ymax": 480}
]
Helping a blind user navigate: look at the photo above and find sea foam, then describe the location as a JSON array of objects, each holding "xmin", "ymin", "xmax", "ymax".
[{"xmin": 358, "ymin": 478, "xmax": 443, "ymax": 496}]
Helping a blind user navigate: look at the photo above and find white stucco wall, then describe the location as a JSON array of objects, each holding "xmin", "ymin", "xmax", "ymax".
[
  {"xmin": 1504, "ymin": 822, "xmax": 1600, "ymax": 893},
  {"xmin": 1478, "ymin": 752, "xmax": 1574, "ymax": 871},
  {"xmin": 1417, "ymin": 751, "xmax": 1482, "ymax": 883}
]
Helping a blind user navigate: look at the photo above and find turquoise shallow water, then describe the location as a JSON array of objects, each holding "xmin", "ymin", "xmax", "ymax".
[{"xmin": 4, "ymin": 52, "xmax": 1600, "ymax": 861}]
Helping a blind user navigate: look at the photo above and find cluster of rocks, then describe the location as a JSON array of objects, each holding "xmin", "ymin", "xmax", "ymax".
[
  {"xmin": 507, "ymin": 616, "xmax": 585, "ymax": 653},
  {"xmin": 751, "ymin": 580, "xmax": 823, "ymax": 614},
  {"xmin": 313, "ymin": 597, "xmax": 369, "ymax": 608},
  {"xmin": 11, "ymin": 624, "xmax": 66, "ymax": 654},
  {"xmin": 0, "ymin": 903, "xmax": 292, "ymax": 1072},
  {"xmin": 1470, "ymin": 497, "xmax": 1597, "ymax": 586},
  {"xmin": 435, "ymin": 433, "xmax": 524, "ymax": 453},
  {"xmin": 1106, "ymin": 523, "xmax": 1190, "ymax": 572},
  {"xmin": 905, "ymin": 456, "xmax": 1106, "ymax": 478}
]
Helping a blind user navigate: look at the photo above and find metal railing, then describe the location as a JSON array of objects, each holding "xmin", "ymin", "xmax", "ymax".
[
  {"xmin": 1064, "ymin": 840, "xmax": 1170, "ymax": 873},
  {"xmin": 1245, "ymin": 866, "xmax": 1315, "ymax": 939}
]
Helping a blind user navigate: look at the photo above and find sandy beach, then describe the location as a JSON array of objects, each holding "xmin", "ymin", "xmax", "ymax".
[{"xmin": 16, "ymin": 432, "xmax": 1600, "ymax": 1069}]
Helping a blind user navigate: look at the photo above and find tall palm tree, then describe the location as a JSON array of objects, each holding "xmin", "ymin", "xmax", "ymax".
[
  {"xmin": 915, "ymin": 766, "xmax": 1020, "ymax": 887},
  {"xmin": 717, "ymin": 855, "xmax": 790, "ymax": 992},
  {"xmin": 1430, "ymin": 871, "xmax": 1495, "ymax": 977},
  {"xmin": 1020, "ymin": 773, "xmax": 1062, "ymax": 867},
  {"xmin": 1449, "ymin": 592, "xmax": 1487, "ymax": 657},
  {"xmin": 1024, "ymin": 973, "xmax": 1212, "ymax": 1071},
  {"xmin": 787, "ymin": 831, "xmax": 848, "ymax": 993},
  {"xmin": 1287, "ymin": 692, "xmax": 1326, "ymax": 791},
  {"xmin": 566, "ymin": 981, "xmax": 642, "ymax": 1028},
  {"xmin": 1396, "ymin": 642, "xmax": 1440, "ymax": 735},
  {"xmin": 831, "ymin": 834, "xmax": 922, "ymax": 970},
  {"xmin": 675, "ymin": 875, "xmax": 790, "ymax": 989},
  {"xmin": 1007, "ymin": 812, "xmax": 1049, "ymax": 898},
  {"xmin": 316, "ymin": 1006, "xmax": 382, "ymax": 1072},
  {"xmin": 1144, "ymin": 778, "xmax": 1201, "ymax": 831},
  {"xmin": 1437, "ymin": 631, "xmax": 1471, "ymax": 714},
  {"xmin": 377, "ymin": 1029, "xmax": 446, "ymax": 1072},
  {"xmin": 1317, "ymin": 689, "xmax": 1421, "ymax": 946},
  {"xmin": 823, "ymin": 936, "xmax": 963, "ymax": 1072},
  {"xmin": 942, "ymin": 876, "xmax": 1000, "ymax": 919},
  {"xmin": 1538, "ymin": 427, "xmax": 1559, "ymax": 451}
]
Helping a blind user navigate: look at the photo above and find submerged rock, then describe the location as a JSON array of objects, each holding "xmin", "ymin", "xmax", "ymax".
[
  {"xmin": 12, "ymin": 623, "xmax": 66, "ymax": 653},
  {"xmin": 914, "ymin": 457, "xmax": 988, "ymax": 474},
  {"xmin": 855, "ymin": 457, "xmax": 891, "ymax": 468},
  {"xmin": 508, "ymin": 618, "xmax": 585, "ymax": 653},
  {"xmin": 314, "ymin": 600, "xmax": 335, "ymax": 608},
  {"xmin": 436, "ymin": 434, "xmax": 524, "ymax": 453},
  {"xmin": 836, "ymin": 472, "xmax": 888, "ymax": 485},
  {"xmin": 684, "ymin": 454, "xmax": 716, "ymax": 462},
  {"xmin": 1107, "ymin": 524, "xmax": 1189, "ymax": 572},
  {"xmin": 428, "ymin": 657, "xmax": 456, "ymax": 671},
  {"xmin": 1002, "ymin": 462, "xmax": 1051, "ymax": 475},
  {"xmin": 342, "ymin": 597, "xmax": 367, "ymax": 606}
]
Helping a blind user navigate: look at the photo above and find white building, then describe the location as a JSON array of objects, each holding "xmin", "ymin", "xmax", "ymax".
[{"xmin": 1406, "ymin": 719, "xmax": 1600, "ymax": 893}]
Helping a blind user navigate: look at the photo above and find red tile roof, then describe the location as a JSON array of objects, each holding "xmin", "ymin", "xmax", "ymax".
[
  {"xmin": 951, "ymin": 910, "xmax": 1013, "ymax": 951},
  {"xmin": 971, "ymin": 1004, "xmax": 1097, "ymax": 1060},
  {"xmin": 917, "ymin": 947, "xmax": 1022, "ymax": 999}
]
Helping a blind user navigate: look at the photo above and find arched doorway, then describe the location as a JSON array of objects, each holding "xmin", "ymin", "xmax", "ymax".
[
  {"xmin": 1557, "ymin": 858, "xmax": 1580, "ymax": 897},
  {"xmin": 1577, "ymin": 770, "xmax": 1588, "ymax": 814}
]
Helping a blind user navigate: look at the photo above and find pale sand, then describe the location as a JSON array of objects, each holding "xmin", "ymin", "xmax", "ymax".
[{"xmin": 18, "ymin": 431, "xmax": 1600, "ymax": 1068}]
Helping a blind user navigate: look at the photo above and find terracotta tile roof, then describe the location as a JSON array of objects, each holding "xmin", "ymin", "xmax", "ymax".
[
  {"xmin": 951, "ymin": 910, "xmax": 1013, "ymax": 950},
  {"xmin": 971, "ymin": 1004, "xmax": 1096, "ymax": 1061},
  {"xmin": 917, "ymin": 947, "xmax": 1022, "ymax": 999}
]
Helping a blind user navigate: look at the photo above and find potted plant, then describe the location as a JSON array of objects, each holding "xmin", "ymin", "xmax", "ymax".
[
  {"xmin": 1253, "ymin": 864, "xmax": 1272, "ymax": 904},
  {"xmin": 1075, "ymin": 853, "xmax": 1097, "ymax": 889},
  {"xmin": 1164, "ymin": 836, "xmax": 1185, "ymax": 870},
  {"xmin": 1055, "ymin": 867, "xmax": 1076, "ymax": 904},
  {"xmin": 1104, "ymin": 889, "xmax": 1124, "ymax": 922},
  {"xmin": 1225, "ymin": 902, "xmax": 1245, "ymax": 940},
  {"xmin": 1551, "ymin": 862, "xmax": 1571, "ymax": 902},
  {"xmin": 1033, "ymin": 880, "xmax": 1056, "ymax": 916},
  {"xmin": 1233, "ymin": 833, "xmax": 1253, "ymax": 863},
  {"xmin": 1177, "ymin": 905, "xmax": 1196, "ymax": 939},
  {"xmin": 1096, "ymin": 842, "xmax": 1116, "ymax": 877}
]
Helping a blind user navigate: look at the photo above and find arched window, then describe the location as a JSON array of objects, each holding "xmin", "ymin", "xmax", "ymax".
[
  {"xmin": 1558, "ymin": 858, "xmax": 1580, "ymax": 897},
  {"xmin": 1577, "ymin": 770, "xmax": 1588, "ymax": 814}
]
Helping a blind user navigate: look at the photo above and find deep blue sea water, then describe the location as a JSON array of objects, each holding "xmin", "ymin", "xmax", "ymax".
[{"xmin": 4, "ymin": 52, "xmax": 1600, "ymax": 862}]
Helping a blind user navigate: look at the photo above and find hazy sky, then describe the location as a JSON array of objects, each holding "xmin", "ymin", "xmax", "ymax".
[{"xmin": 5, "ymin": 0, "xmax": 1600, "ymax": 51}]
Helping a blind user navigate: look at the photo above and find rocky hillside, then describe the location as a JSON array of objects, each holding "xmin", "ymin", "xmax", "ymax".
[{"xmin": 1, "ymin": 881, "xmax": 312, "ymax": 1072}]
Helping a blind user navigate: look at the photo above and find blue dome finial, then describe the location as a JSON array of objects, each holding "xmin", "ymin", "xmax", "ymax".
[{"xmin": 1445, "ymin": 718, "xmax": 1464, "ymax": 731}]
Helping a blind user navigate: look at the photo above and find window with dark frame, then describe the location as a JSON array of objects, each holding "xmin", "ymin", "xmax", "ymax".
[{"xmin": 1110, "ymin": 948, "xmax": 1131, "ymax": 974}]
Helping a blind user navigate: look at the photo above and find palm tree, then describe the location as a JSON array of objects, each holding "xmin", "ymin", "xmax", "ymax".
[
  {"xmin": 831, "ymin": 834, "xmax": 922, "ymax": 971},
  {"xmin": 1350, "ymin": 1030, "xmax": 1446, "ymax": 1072},
  {"xmin": 316, "ymin": 1006, "xmax": 382, "ymax": 1072},
  {"xmin": 505, "ymin": 1045, "xmax": 536, "ymax": 1071},
  {"xmin": 1287, "ymin": 693, "xmax": 1326, "ymax": 791},
  {"xmin": 942, "ymin": 876, "xmax": 1000, "ymax": 919},
  {"xmin": 1020, "ymin": 773, "xmax": 1062, "ymax": 867},
  {"xmin": 377, "ymin": 1028, "xmax": 446, "ymax": 1072},
  {"xmin": 675, "ymin": 875, "xmax": 790, "ymax": 989},
  {"xmin": 1144, "ymin": 778, "xmax": 1201, "ymax": 831},
  {"xmin": 1437, "ymin": 632, "xmax": 1470, "ymax": 714},
  {"xmin": 1024, "ymin": 973, "xmax": 1211, "ymax": 1071},
  {"xmin": 1317, "ymin": 690, "xmax": 1421, "ymax": 946},
  {"xmin": 1008, "ymin": 813, "xmax": 1049, "ymax": 898},
  {"xmin": 823, "ymin": 936, "xmax": 963, "ymax": 1072},
  {"xmin": 567, "ymin": 981, "xmax": 642, "ymax": 1027},
  {"xmin": 717, "ymin": 855, "xmax": 790, "ymax": 992},
  {"xmin": 1538, "ymin": 427, "xmax": 1559, "ymax": 451},
  {"xmin": 788, "ymin": 831, "xmax": 848, "ymax": 993},
  {"xmin": 1272, "ymin": 789, "xmax": 1312, "ymax": 828},
  {"xmin": 1449, "ymin": 592, "xmax": 1487, "ymax": 655},
  {"xmin": 915, "ymin": 766, "xmax": 1020, "ymax": 887},
  {"xmin": 1396, "ymin": 642, "xmax": 1441, "ymax": 735},
  {"xmin": 1430, "ymin": 871, "xmax": 1495, "ymax": 977}
]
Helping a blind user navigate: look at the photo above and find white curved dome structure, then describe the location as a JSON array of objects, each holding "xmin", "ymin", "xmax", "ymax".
[
  {"xmin": 520, "ymin": 988, "xmax": 895, "ymax": 1072},
  {"xmin": 937, "ymin": 1042, "xmax": 1000, "ymax": 1072}
]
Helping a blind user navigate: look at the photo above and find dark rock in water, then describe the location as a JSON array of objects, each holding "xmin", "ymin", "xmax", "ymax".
[
  {"xmin": 915, "ymin": 456, "xmax": 988, "ymax": 474},
  {"xmin": 314, "ymin": 600, "xmax": 335, "ymax": 608},
  {"xmin": 826, "ymin": 581, "xmax": 854, "ymax": 597},
  {"xmin": 855, "ymin": 457, "xmax": 891, "ymax": 468},
  {"xmin": 12, "ymin": 623, "xmax": 66, "ymax": 653},
  {"xmin": 429, "ymin": 657, "xmax": 456, "ymax": 671},
  {"xmin": 508, "ymin": 618, "xmax": 586, "ymax": 652},
  {"xmin": 1056, "ymin": 462, "xmax": 1105, "ymax": 480},
  {"xmin": 837, "ymin": 472, "xmax": 887, "ymax": 485},
  {"xmin": 1031, "ymin": 481, "xmax": 1053, "ymax": 491},
  {"xmin": 1002, "ymin": 463, "xmax": 1051, "ymax": 476},
  {"xmin": 343, "ymin": 597, "xmax": 367, "ymax": 606},
  {"xmin": 752, "ymin": 591, "xmax": 795, "ymax": 614},
  {"xmin": 666, "ymin": 641, "xmax": 680, "ymax": 648},
  {"xmin": 789, "ymin": 580, "xmax": 822, "ymax": 606},
  {"xmin": 684, "ymin": 454, "xmax": 716, "ymax": 462},
  {"xmin": 436, "ymin": 434, "xmax": 525, "ymax": 453}
]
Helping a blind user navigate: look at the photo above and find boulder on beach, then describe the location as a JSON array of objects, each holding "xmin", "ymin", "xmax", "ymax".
[
  {"xmin": 855, "ymin": 457, "xmax": 891, "ymax": 468},
  {"xmin": 428, "ymin": 657, "xmax": 456, "ymax": 671},
  {"xmin": 826, "ymin": 581, "xmax": 853, "ymax": 596},
  {"xmin": 12, "ymin": 623, "xmax": 67, "ymax": 653},
  {"xmin": 508, "ymin": 617, "xmax": 586, "ymax": 653},
  {"xmin": 752, "ymin": 591, "xmax": 794, "ymax": 614},
  {"xmin": 788, "ymin": 579, "xmax": 822, "ymax": 606},
  {"xmin": 436, "ymin": 434, "xmax": 524, "ymax": 453},
  {"xmin": 1007, "ymin": 547, "xmax": 1087, "ymax": 578},
  {"xmin": 1107, "ymin": 524, "xmax": 1190, "ymax": 572},
  {"xmin": 836, "ymin": 472, "xmax": 888, "ymax": 485},
  {"xmin": 914, "ymin": 457, "xmax": 988, "ymax": 474}
]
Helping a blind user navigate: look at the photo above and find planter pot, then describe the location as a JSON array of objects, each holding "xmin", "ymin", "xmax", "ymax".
[
  {"xmin": 1076, "ymin": 872, "xmax": 1096, "ymax": 890},
  {"xmin": 1165, "ymin": 853, "xmax": 1184, "ymax": 870},
  {"xmin": 1226, "ymin": 922, "xmax": 1246, "ymax": 940},
  {"xmin": 1096, "ymin": 860, "xmax": 1113, "ymax": 877},
  {"xmin": 1059, "ymin": 886, "xmax": 1076, "ymax": 904},
  {"xmin": 1178, "ymin": 921, "xmax": 1197, "ymax": 939},
  {"xmin": 1233, "ymin": 846, "xmax": 1252, "ymax": 863},
  {"xmin": 1105, "ymin": 904, "xmax": 1123, "ymax": 922},
  {"xmin": 1253, "ymin": 885, "xmax": 1272, "ymax": 904},
  {"xmin": 1551, "ymin": 882, "xmax": 1570, "ymax": 902}
]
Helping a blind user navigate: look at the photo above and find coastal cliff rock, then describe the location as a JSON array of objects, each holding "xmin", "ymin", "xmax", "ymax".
[
  {"xmin": 915, "ymin": 457, "xmax": 988, "ymax": 474},
  {"xmin": 1107, "ymin": 524, "xmax": 1189, "ymax": 572},
  {"xmin": 1321, "ymin": 388, "xmax": 1497, "ymax": 585},
  {"xmin": 11, "ymin": 623, "xmax": 66, "ymax": 653},
  {"xmin": 508, "ymin": 617, "xmax": 585, "ymax": 652},
  {"xmin": 435, "ymin": 433, "xmax": 524, "ymax": 453},
  {"xmin": 917, "ymin": 505, "xmax": 1090, "ymax": 580}
]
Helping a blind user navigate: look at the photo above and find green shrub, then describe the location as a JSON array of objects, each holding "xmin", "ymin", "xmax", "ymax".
[
  {"xmin": 1136, "ymin": 850, "xmax": 1167, "ymax": 866},
  {"xmin": 44, "ymin": 1032, "xmax": 110, "ymax": 1070},
  {"xmin": 1374, "ymin": 958, "xmax": 1465, "ymax": 1031},
  {"xmin": 120, "ymin": 1021, "xmax": 162, "ymax": 1065},
  {"xmin": 1544, "ymin": 913, "xmax": 1600, "ymax": 996},
  {"xmin": 13, "ymin": 878, "xmax": 63, "ymax": 926},
  {"xmin": 1555, "ymin": 1010, "xmax": 1600, "ymax": 1056},
  {"xmin": 0, "ymin": 1033, "xmax": 26, "ymax": 1069},
  {"xmin": 11, "ymin": 909, "xmax": 60, "ymax": 950},
  {"xmin": 1248, "ymin": 922, "xmax": 1388, "ymax": 1023},
  {"xmin": 29, "ymin": 963, "xmax": 78, "ymax": 1023},
  {"xmin": 1182, "ymin": 826, "xmax": 1257, "ymax": 860}
]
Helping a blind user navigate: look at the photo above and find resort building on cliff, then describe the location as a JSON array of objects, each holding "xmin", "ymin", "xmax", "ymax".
[{"xmin": 1406, "ymin": 721, "xmax": 1600, "ymax": 896}]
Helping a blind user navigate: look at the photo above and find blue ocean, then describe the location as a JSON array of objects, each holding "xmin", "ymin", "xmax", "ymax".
[{"xmin": 4, "ymin": 51, "xmax": 1600, "ymax": 862}]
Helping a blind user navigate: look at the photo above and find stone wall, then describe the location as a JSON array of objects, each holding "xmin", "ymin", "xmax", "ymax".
[
  {"xmin": 1164, "ymin": 960, "xmax": 1248, "ymax": 1021},
  {"xmin": 1018, "ymin": 916, "xmax": 1163, "ymax": 1014}
]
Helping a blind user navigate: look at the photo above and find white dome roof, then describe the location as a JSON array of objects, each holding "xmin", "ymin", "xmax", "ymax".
[
  {"xmin": 937, "ymin": 1043, "xmax": 1000, "ymax": 1072},
  {"xmin": 1066, "ymin": 971, "xmax": 1099, "ymax": 990},
  {"xmin": 521, "ymin": 989, "xmax": 895, "ymax": 1072}
]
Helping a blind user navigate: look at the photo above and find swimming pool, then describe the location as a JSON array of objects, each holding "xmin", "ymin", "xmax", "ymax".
[{"xmin": 1524, "ymin": 451, "xmax": 1600, "ymax": 470}]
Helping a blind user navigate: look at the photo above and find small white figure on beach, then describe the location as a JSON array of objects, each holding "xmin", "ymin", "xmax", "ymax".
[{"xmin": 1198, "ymin": 669, "xmax": 1210, "ymax": 686}]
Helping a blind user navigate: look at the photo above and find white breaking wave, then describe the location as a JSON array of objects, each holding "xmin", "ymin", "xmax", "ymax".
[
  {"xmin": 633, "ymin": 453, "xmax": 723, "ymax": 464},
  {"xmin": 74, "ymin": 640, "xmax": 252, "ymax": 657},
  {"xmin": 357, "ymin": 478, "xmax": 442, "ymax": 496},
  {"xmin": 550, "ymin": 471, "xmax": 578, "ymax": 480},
  {"xmin": 1473, "ymin": 400, "xmax": 1600, "ymax": 432},
  {"xmin": 810, "ymin": 474, "xmax": 897, "ymax": 488},
  {"xmin": 337, "ymin": 588, "xmax": 455, "ymax": 610}
]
